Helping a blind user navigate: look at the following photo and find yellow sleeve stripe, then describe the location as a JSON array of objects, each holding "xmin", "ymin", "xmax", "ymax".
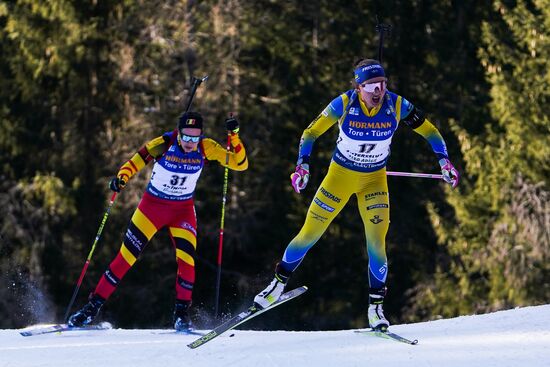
[
  {"xmin": 131, "ymin": 208, "xmax": 157, "ymax": 240},
  {"xmin": 176, "ymin": 249, "xmax": 195, "ymax": 266},
  {"xmin": 305, "ymin": 112, "xmax": 339, "ymax": 138},
  {"xmin": 414, "ymin": 118, "xmax": 435, "ymax": 134},
  {"xmin": 130, "ymin": 154, "xmax": 146, "ymax": 171},
  {"xmin": 337, "ymin": 93, "xmax": 350, "ymax": 126},
  {"xmin": 117, "ymin": 153, "xmax": 146, "ymax": 181},
  {"xmin": 120, "ymin": 244, "xmax": 137, "ymax": 266},
  {"xmin": 144, "ymin": 136, "xmax": 169, "ymax": 158},
  {"xmin": 396, "ymin": 96, "xmax": 402, "ymax": 122},
  {"xmin": 341, "ymin": 93, "xmax": 350, "ymax": 108},
  {"xmin": 169, "ymin": 228, "xmax": 197, "ymax": 248}
]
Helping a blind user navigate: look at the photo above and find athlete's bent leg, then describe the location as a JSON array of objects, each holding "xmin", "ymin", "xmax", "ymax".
[
  {"xmin": 69, "ymin": 203, "xmax": 160, "ymax": 327},
  {"xmin": 281, "ymin": 166, "xmax": 353, "ymax": 272},
  {"xmin": 93, "ymin": 206, "xmax": 159, "ymax": 300},
  {"xmin": 255, "ymin": 164, "xmax": 355, "ymax": 308}
]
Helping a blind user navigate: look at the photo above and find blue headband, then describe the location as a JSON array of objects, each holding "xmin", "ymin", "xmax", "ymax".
[{"xmin": 354, "ymin": 64, "xmax": 385, "ymax": 84}]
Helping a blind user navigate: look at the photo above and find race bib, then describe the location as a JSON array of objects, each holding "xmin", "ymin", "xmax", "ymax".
[
  {"xmin": 335, "ymin": 128, "xmax": 392, "ymax": 166},
  {"xmin": 149, "ymin": 163, "xmax": 202, "ymax": 199}
]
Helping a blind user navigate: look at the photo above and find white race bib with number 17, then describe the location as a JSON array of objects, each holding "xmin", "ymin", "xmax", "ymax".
[{"xmin": 336, "ymin": 129, "xmax": 392, "ymax": 165}]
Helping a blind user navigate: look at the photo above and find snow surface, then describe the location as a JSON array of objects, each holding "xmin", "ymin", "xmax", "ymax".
[{"xmin": 2, "ymin": 304, "xmax": 550, "ymax": 367}]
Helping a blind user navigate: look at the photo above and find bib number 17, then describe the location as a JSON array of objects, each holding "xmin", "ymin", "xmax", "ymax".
[{"xmin": 358, "ymin": 143, "xmax": 376, "ymax": 153}]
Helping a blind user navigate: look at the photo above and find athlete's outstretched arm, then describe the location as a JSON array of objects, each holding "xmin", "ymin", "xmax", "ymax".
[
  {"xmin": 296, "ymin": 93, "xmax": 349, "ymax": 165},
  {"xmin": 400, "ymin": 103, "xmax": 449, "ymax": 160},
  {"xmin": 400, "ymin": 101, "xmax": 459, "ymax": 187},
  {"xmin": 202, "ymin": 134, "xmax": 248, "ymax": 171},
  {"xmin": 117, "ymin": 135, "xmax": 170, "ymax": 183}
]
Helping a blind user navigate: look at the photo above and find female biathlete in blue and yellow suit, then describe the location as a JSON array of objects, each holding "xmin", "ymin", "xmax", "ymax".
[
  {"xmin": 254, "ymin": 59, "xmax": 459, "ymax": 330},
  {"xmin": 69, "ymin": 112, "xmax": 248, "ymax": 331}
]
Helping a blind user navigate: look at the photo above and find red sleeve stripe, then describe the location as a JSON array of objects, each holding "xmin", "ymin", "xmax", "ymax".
[
  {"xmin": 234, "ymin": 144, "xmax": 242, "ymax": 153},
  {"xmin": 120, "ymin": 166, "xmax": 134, "ymax": 175},
  {"xmin": 138, "ymin": 147, "xmax": 153, "ymax": 163},
  {"xmin": 129, "ymin": 159, "xmax": 138, "ymax": 172}
]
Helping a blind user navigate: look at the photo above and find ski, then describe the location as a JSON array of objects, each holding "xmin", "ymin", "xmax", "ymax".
[
  {"xmin": 187, "ymin": 286, "xmax": 308, "ymax": 349},
  {"xmin": 354, "ymin": 329, "xmax": 418, "ymax": 345},
  {"xmin": 20, "ymin": 322, "xmax": 112, "ymax": 337},
  {"xmin": 176, "ymin": 330, "xmax": 205, "ymax": 336},
  {"xmin": 152, "ymin": 329, "xmax": 205, "ymax": 336}
]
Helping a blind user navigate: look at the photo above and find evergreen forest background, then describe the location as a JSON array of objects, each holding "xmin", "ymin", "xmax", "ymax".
[{"xmin": 0, "ymin": 0, "xmax": 548, "ymax": 330}]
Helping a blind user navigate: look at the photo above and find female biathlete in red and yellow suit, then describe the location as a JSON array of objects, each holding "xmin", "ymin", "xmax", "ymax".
[
  {"xmin": 253, "ymin": 59, "xmax": 459, "ymax": 330},
  {"xmin": 69, "ymin": 112, "xmax": 247, "ymax": 331}
]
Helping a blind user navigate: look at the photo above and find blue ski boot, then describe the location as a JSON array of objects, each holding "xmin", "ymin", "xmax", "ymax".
[
  {"xmin": 68, "ymin": 294, "xmax": 105, "ymax": 327},
  {"xmin": 174, "ymin": 300, "xmax": 193, "ymax": 332}
]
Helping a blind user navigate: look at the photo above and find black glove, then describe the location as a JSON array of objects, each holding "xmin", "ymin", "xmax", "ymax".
[
  {"xmin": 109, "ymin": 177, "xmax": 126, "ymax": 192},
  {"xmin": 225, "ymin": 117, "xmax": 239, "ymax": 133}
]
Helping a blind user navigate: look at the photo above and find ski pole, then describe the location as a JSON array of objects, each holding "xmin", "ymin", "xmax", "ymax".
[
  {"xmin": 214, "ymin": 115, "xmax": 233, "ymax": 318},
  {"xmin": 387, "ymin": 171, "xmax": 444, "ymax": 180},
  {"xmin": 184, "ymin": 75, "xmax": 208, "ymax": 113},
  {"xmin": 63, "ymin": 191, "xmax": 117, "ymax": 322},
  {"xmin": 375, "ymin": 17, "xmax": 392, "ymax": 62}
]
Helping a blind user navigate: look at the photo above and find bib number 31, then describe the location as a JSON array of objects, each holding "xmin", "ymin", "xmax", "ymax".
[{"xmin": 170, "ymin": 175, "xmax": 187, "ymax": 186}]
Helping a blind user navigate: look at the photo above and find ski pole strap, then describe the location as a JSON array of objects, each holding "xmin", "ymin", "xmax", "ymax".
[{"xmin": 386, "ymin": 171, "xmax": 444, "ymax": 180}]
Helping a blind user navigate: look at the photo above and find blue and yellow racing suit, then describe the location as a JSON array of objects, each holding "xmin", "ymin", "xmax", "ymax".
[{"xmin": 280, "ymin": 89, "xmax": 449, "ymax": 290}]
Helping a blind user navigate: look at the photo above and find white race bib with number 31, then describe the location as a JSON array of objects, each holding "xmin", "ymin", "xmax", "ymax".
[{"xmin": 150, "ymin": 163, "xmax": 202, "ymax": 199}]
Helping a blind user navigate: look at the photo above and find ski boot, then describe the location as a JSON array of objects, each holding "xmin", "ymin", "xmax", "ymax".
[
  {"xmin": 68, "ymin": 294, "xmax": 105, "ymax": 327},
  {"xmin": 253, "ymin": 263, "xmax": 292, "ymax": 309},
  {"xmin": 368, "ymin": 287, "xmax": 390, "ymax": 330},
  {"xmin": 174, "ymin": 300, "xmax": 193, "ymax": 332}
]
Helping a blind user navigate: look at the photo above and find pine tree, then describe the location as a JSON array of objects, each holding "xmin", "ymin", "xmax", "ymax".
[
  {"xmin": 0, "ymin": 0, "xmax": 124, "ymax": 325},
  {"xmin": 409, "ymin": 0, "xmax": 550, "ymax": 319}
]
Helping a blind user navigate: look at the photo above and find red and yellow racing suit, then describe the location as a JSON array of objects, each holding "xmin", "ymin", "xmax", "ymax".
[{"xmin": 94, "ymin": 131, "xmax": 247, "ymax": 302}]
